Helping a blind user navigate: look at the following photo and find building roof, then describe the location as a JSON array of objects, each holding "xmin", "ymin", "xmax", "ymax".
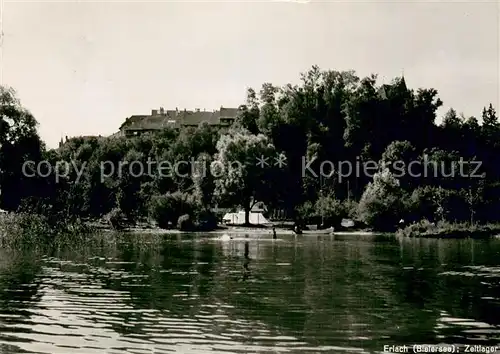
[
  {"xmin": 179, "ymin": 110, "xmax": 220, "ymax": 126},
  {"xmin": 399, "ymin": 76, "xmax": 407, "ymax": 91},
  {"xmin": 377, "ymin": 76, "xmax": 407, "ymax": 100},
  {"xmin": 378, "ymin": 85, "xmax": 391, "ymax": 99},
  {"xmin": 124, "ymin": 112, "xmax": 180, "ymax": 131},
  {"xmin": 220, "ymin": 107, "xmax": 239, "ymax": 117},
  {"xmin": 120, "ymin": 107, "xmax": 238, "ymax": 131}
]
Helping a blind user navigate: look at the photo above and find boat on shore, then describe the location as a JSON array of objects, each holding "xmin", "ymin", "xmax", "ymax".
[{"xmin": 301, "ymin": 229, "xmax": 335, "ymax": 235}]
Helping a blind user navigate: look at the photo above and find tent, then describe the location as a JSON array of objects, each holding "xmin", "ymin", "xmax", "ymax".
[{"xmin": 222, "ymin": 211, "xmax": 271, "ymax": 225}]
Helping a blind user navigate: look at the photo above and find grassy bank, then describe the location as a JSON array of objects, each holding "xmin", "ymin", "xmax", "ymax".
[
  {"xmin": 396, "ymin": 219, "xmax": 500, "ymax": 239},
  {"xmin": 0, "ymin": 212, "xmax": 169, "ymax": 253},
  {"xmin": 0, "ymin": 213, "xmax": 99, "ymax": 250}
]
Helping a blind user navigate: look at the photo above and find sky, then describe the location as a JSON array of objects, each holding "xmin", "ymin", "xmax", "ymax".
[{"xmin": 1, "ymin": 0, "xmax": 499, "ymax": 149}]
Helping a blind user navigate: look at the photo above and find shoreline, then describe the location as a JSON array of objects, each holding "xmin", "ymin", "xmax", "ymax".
[
  {"xmin": 7, "ymin": 216, "xmax": 500, "ymax": 240},
  {"xmin": 94, "ymin": 223, "xmax": 376, "ymax": 237},
  {"xmin": 93, "ymin": 220, "xmax": 500, "ymax": 239}
]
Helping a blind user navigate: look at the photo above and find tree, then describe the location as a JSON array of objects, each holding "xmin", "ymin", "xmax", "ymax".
[
  {"xmin": 441, "ymin": 108, "xmax": 462, "ymax": 129},
  {"xmin": 192, "ymin": 152, "xmax": 216, "ymax": 209},
  {"xmin": 234, "ymin": 88, "xmax": 260, "ymax": 134},
  {"xmin": 357, "ymin": 168, "xmax": 404, "ymax": 231},
  {"xmin": 432, "ymin": 186, "xmax": 449, "ymax": 222},
  {"xmin": 420, "ymin": 148, "xmax": 463, "ymax": 189},
  {"xmin": 257, "ymin": 83, "xmax": 280, "ymax": 136},
  {"xmin": 213, "ymin": 128, "xmax": 278, "ymax": 225},
  {"xmin": 5, "ymin": 69, "xmax": 500, "ymax": 229},
  {"xmin": 0, "ymin": 86, "xmax": 45, "ymax": 211},
  {"xmin": 482, "ymin": 103, "xmax": 498, "ymax": 128},
  {"xmin": 314, "ymin": 192, "xmax": 346, "ymax": 228},
  {"xmin": 462, "ymin": 182, "xmax": 484, "ymax": 225},
  {"xmin": 149, "ymin": 191, "xmax": 199, "ymax": 229},
  {"xmin": 380, "ymin": 140, "xmax": 418, "ymax": 190},
  {"xmin": 115, "ymin": 149, "xmax": 144, "ymax": 221},
  {"xmin": 406, "ymin": 88, "xmax": 442, "ymax": 149}
]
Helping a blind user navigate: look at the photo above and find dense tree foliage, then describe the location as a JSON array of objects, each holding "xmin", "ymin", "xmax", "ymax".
[
  {"xmin": 213, "ymin": 128, "xmax": 278, "ymax": 224},
  {"xmin": 0, "ymin": 87, "xmax": 45, "ymax": 211},
  {"xmin": 1, "ymin": 65, "xmax": 498, "ymax": 231}
]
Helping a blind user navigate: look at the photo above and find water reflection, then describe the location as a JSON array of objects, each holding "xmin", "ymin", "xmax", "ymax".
[
  {"xmin": 0, "ymin": 234, "xmax": 498, "ymax": 353},
  {"xmin": 242, "ymin": 242, "xmax": 250, "ymax": 282}
]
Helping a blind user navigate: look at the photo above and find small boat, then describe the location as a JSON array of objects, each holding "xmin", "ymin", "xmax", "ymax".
[{"xmin": 302, "ymin": 228, "xmax": 335, "ymax": 235}]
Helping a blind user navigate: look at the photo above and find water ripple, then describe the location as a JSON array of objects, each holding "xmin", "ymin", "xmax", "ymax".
[{"xmin": 0, "ymin": 236, "xmax": 499, "ymax": 352}]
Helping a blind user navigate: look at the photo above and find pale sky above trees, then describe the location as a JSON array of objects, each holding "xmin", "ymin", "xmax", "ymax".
[{"xmin": 1, "ymin": 0, "xmax": 498, "ymax": 148}]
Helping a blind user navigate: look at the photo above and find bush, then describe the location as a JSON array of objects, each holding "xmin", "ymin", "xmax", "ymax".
[
  {"xmin": 0, "ymin": 212, "xmax": 96, "ymax": 249},
  {"xmin": 195, "ymin": 210, "xmax": 218, "ymax": 231},
  {"xmin": 396, "ymin": 219, "xmax": 500, "ymax": 239},
  {"xmin": 407, "ymin": 186, "xmax": 470, "ymax": 224},
  {"xmin": 407, "ymin": 186, "xmax": 437, "ymax": 222},
  {"xmin": 342, "ymin": 200, "xmax": 359, "ymax": 220},
  {"xmin": 0, "ymin": 213, "xmax": 52, "ymax": 245},
  {"xmin": 295, "ymin": 197, "xmax": 359, "ymax": 229},
  {"xmin": 177, "ymin": 214, "xmax": 193, "ymax": 231},
  {"xmin": 357, "ymin": 169, "xmax": 405, "ymax": 231},
  {"xmin": 295, "ymin": 201, "xmax": 317, "ymax": 226},
  {"xmin": 315, "ymin": 193, "xmax": 346, "ymax": 228},
  {"xmin": 396, "ymin": 219, "xmax": 436, "ymax": 237},
  {"xmin": 149, "ymin": 196, "xmax": 174, "ymax": 229},
  {"xmin": 149, "ymin": 191, "xmax": 200, "ymax": 229}
]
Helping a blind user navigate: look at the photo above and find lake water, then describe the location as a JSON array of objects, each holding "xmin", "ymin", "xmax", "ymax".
[{"xmin": 0, "ymin": 233, "xmax": 499, "ymax": 353}]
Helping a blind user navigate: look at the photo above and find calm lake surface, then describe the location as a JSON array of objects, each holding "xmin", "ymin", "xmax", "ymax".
[{"xmin": 0, "ymin": 233, "xmax": 499, "ymax": 353}]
